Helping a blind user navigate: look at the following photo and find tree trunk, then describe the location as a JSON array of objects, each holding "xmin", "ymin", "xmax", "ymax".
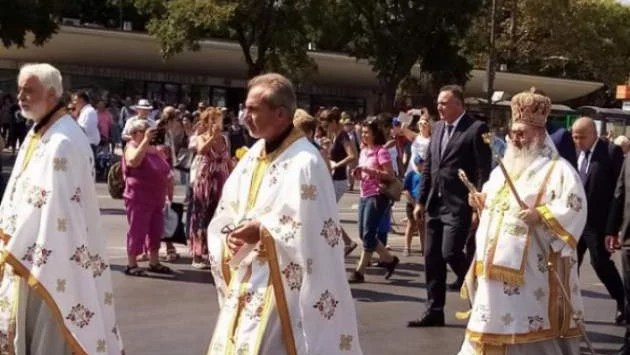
[{"xmin": 378, "ymin": 80, "xmax": 399, "ymax": 113}]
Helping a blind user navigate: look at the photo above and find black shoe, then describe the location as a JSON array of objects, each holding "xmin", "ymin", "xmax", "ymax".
[
  {"xmin": 616, "ymin": 309, "xmax": 626, "ymax": 325},
  {"xmin": 447, "ymin": 279, "xmax": 464, "ymax": 292},
  {"xmin": 384, "ymin": 256, "xmax": 399, "ymax": 280},
  {"xmin": 348, "ymin": 271, "xmax": 365, "ymax": 284},
  {"xmin": 615, "ymin": 343, "xmax": 630, "ymax": 355},
  {"xmin": 407, "ymin": 312, "xmax": 445, "ymax": 327}
]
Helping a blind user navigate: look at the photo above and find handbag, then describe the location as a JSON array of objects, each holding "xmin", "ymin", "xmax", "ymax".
[
  {"xmin": 175, "ymin": 148, "xmax": 195, "ymax": 172},
  {"xmin": 379, "ymin": 178, "xmax": 404, "ymax": 201},
  {"xmin": 376, "ymin": 146, "xmax": 404, "ymax": 201},
  {"xmin": 163, "ymin": 202, "xmax": 178, "ymax": 239}
]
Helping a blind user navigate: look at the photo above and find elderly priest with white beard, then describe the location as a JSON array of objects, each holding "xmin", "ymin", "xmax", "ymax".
[
  {"xmin": 0, "ymin": 64, "xmax": 124, "ymax": 354},
  {"xmin": 458, "ymin": 90, "xmax": 588, "ymax": 355}
]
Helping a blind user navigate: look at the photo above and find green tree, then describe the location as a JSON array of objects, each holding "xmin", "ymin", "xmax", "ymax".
[
  {"xmin": 0, "ymin": 0, "xmax": 65, "ymax": 47},
  {"xmin": 465, "ymin": 0, "xmax": 630, "ymax": 90},
  {"xmin": 134, "ymin": 0, "xmax": 323, "ymax": 81},
  {"xmin": 320, "ymin": 0, "xmax": 482, "ymax": 112}
]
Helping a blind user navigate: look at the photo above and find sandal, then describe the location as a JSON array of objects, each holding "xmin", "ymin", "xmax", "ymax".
[
  {"xmin": 192, "ymin": 261, "xmax": 211, "ymax": 270},
  {"xmin": 344, "ymin": 242, "xmax": 358, "ymax": 257},
  {"xmin": 348, "ymin": 271, "xmax": 365, "ymax": 284},
  {"xmin": 124, "ymin": 265, "xmax": 147, "ymax": 277},
  {"xmin": 162, "ymin": 250, "xmax": 180, "ymax": 262},
  {"xmin": 148, "ymin": 263, "xmax": 173, "ymax": 274}
]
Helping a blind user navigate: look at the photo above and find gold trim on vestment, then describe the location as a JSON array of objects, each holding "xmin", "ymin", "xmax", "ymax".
[
  {"xmin": 535, "ymin": 205, "xmax": 577, "ymax": 249},
  {"xmin": 483, "ymin": 159, "xmax": 558, "ymax": 286},
  {"xmin": 0, "ymin": 251, "xmax": 87, "ymax": 355},
  {"xmin": 260, "ymin": 227, "xmax": 298, "ymax": 355},
  {"xmin": 252, "ymin": 279, "xmax": 274, "ymax": 354},
  {"xmin": 7, "ymin": 273, "xmax": 18, "ymax": 355}
]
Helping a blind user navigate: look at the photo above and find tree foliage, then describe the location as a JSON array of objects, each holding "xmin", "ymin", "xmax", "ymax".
[
  {"xmin": 135, "ymin": 0, "xmax": 323, "ymax": 81},
  {"xmin": 464, "ymin": 0, "xmax": 630, "ymax": 88},
  {"xmin": 0, "ymin": 0, "xmax": 65, "ymax": 47},
  {"xmin": 317, "ymin": 0, "xmax": 482, "ymax": 112}
]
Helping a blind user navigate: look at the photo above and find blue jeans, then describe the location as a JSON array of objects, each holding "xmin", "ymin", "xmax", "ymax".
[
  {"xmin": 358, "ymin": 194, "xmax": 390, "ymax": 252},
  {"xmin": 377, "ymin": 202, "xmax": 393, "ymax": 246}
]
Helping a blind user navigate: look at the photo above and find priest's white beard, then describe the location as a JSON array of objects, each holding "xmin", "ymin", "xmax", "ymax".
[
  {"xmin": 20, "ymin": 101, "xmax": 46, "ymax": 121},
  {"xmin": 503, "ymin": 137, "xmax": 543, "ymax": 177}
]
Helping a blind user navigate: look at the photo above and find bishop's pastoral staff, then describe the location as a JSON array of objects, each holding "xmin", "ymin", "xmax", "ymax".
[
  {"xmin": 458, "ymin": 90, "xmax": 588, "ymax": 355},
  {"xmin": 206, "ymin": 73, "xmax": 362, "ymax": 355},
  {"xmin": 0, "ymin": 63, "xmax": 124, "ymax": 354}
]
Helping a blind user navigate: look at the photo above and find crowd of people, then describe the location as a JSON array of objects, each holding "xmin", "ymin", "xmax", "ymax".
[{"xmin": 6, "ymin": 62, "xmax": 630, "ymax": 355}]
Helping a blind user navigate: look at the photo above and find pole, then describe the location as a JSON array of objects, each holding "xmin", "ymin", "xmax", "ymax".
[
  {"xmin": 486, "ymin": 0, "xmax": 498, "ymax": 122},
  {"xmin": 119, "ymin": 0, "xmax": 124, "ymax": 30}
]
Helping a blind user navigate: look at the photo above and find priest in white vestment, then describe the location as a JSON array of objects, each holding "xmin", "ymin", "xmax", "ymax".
[
  {"xmin": 207, "ymin": 73, "xmax": 362, "ymax": 355},
  {"xmin": 458, "ymin": 90, "xmax": 587, "ymax": 355},
  {"xmin": 0, "ymin": 64, "xmax": 124, "ymax": 354}
]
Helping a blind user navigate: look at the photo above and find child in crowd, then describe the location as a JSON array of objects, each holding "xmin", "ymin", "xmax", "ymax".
[{"xmin": 403, "ymin": 154, "xmax": 424, "ymax": 256}]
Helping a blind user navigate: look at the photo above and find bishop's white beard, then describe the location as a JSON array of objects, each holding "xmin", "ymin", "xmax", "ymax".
[{"xmin": 503, "ymin": 137, "xmax": 544, "ymax": 177}]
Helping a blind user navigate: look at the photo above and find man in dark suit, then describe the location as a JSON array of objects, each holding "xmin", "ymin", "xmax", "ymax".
[
  {"xmin": 408, "ymin": 85, "xmax": 491, "ymax": 327},
  {"xmin": 607, "ymin": 148, "xmax": 630, "ymax": 355},
  {"xmin": 547, "ymin": 123, "xmax": 577, "ymax": 168},
  {"xmin": 572, "ymin": 117, "xmax": 625, "ymax": 325}
]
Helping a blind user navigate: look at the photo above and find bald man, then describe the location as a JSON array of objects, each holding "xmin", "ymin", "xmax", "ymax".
[
  {"xmin": 615, "ymin": 135, "xmax": 630, "ymax": 155},
  {"xmin": 572, "ymin": 116, "xmax": 626, "ymax": 324}
]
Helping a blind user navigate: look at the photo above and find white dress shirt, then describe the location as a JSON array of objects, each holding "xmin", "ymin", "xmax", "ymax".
[
  {"xmin": 577, "ymin": 139, "xmax": 598, "ymax": 173},
  {"xmin": 77, "ymin": 104, "xmax": 100, "ymax": 146}
]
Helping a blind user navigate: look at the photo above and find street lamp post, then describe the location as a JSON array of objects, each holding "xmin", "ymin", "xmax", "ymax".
[{"xmin": 486, "ymin": 0, "xmax": 498, "ymax": 122}]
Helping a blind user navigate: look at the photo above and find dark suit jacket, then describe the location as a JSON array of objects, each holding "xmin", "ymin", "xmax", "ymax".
[
  {"xmin": 583, "ymin": 139, "xmax": 623, "ymax": 235},
  {"xmin": 418, "ymin": 114, "xmax": 491, "ymax": 216},
  {"xmin": 547, "ymin": 125, "xmax": 577, "ymax": 168},
  {"xmin": 607, "ymin": 152, "xmax": 630, "ymax": 247}
]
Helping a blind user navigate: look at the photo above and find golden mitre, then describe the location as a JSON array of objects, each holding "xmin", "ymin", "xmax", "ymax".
[{"xmin": 510, "ymin": 88, "xmax": 551, "ymax": 128}]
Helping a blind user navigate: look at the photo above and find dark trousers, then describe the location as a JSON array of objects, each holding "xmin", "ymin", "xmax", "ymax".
[
  {"xmin": 424, "ymin": 201, "xmax": 471, "ymax": 312},
  {"xmin": 622, "ymin": 249, "xmax": 630, "ymax": 340},
  {"xmin": 578, "ymin": 229, "xmax": 625, "ymax": 309}
]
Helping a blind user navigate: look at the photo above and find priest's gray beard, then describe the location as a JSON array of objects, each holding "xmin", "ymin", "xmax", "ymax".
[{"xmin": 503, "ymin": 136, "xmax": 544, "ymax": 177}]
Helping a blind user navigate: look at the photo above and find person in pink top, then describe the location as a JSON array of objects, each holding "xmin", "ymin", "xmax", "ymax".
[
  {"xmin": 348, "ymin": 118, "xmax": 400, "ymax": 283},
  {"xmin": 96, "ymin": 99, "xmax": 113, "ymax": 151},
  {"xmin": 122, "ymin": 119, "xmax": 173, "ymax": 276}
]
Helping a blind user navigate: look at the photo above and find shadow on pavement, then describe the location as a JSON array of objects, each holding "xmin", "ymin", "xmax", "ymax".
[
  {"xmin": 581, "ymin": 289, "xmax": 615, "ymax": 300},
  {"xmin": 585, "ymin": 320, "xmax": 623, "ymax": 327},
  {"xmin": 110, "ymin": 263, "xmax": 214, "ymax": 285},
  {"xmin": 586, "ymin": 330, "xmax": 624, "ymax": 344},
  {"xmin": 580, "ymin": 346, "xmax": 620, "ymax": 355},
  {"xmin": 101, "ymin": 208, "xmax": 127, "ymax": 216},
  {"xmin": 350, "ymin": 287, "xmax": 424, "ymax": 303}
]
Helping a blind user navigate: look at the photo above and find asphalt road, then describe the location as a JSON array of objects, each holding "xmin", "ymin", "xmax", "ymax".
[{"xmin": 88, "ymin": 182, "xmax": 627, "ymax": 355}]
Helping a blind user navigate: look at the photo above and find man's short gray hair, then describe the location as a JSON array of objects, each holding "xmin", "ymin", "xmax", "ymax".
[
  {"xmin": 127, "ymin": 119, "xmax": 150, "ymax": 135},
  {"xmin": 18, "ymin": 63, "xmax": 63, "ymax": 99},
  {"xmin": 248, "ymin": 73, "xmax": 297, "ymax": 117}
]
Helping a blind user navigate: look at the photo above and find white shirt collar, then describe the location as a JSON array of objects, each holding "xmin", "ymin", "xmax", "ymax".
[
  {"xmin": 584, "ymin": 139, "xmax": 597, "ymax": 154},
  {"xmin": 444, "ymin": 111, "xmax": 465, "ymax": 131}
]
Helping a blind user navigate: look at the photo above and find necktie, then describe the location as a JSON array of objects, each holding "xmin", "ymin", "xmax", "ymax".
[
  {"xmin": 579, "ymin": 150, "xmax": 590, "ymax": 183},
  {"xmin": 441, "ymin": 124, "xmax": 454, "ymax": 157}
]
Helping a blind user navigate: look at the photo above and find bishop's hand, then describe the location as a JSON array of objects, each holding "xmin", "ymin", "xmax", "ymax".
[
  {"xmin": 518, "ymin": 207, "xmax": 541, "ymax": 225},
  {"xmin": 468, "ymin": 192, "xmax": 486, "ymax": 210}
]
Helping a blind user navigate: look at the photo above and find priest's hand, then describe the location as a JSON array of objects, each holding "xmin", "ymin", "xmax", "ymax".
[
  {"xmin": 227, "ymin": 220, "xmax": 261, "ymax": 255},
  {"xmin": 468, "ymin": 192, "xmax": 486, "ymax": 210},
  {"xmin": 518, "ymin": 208, "xmax": 541, "ymax": 225}
]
